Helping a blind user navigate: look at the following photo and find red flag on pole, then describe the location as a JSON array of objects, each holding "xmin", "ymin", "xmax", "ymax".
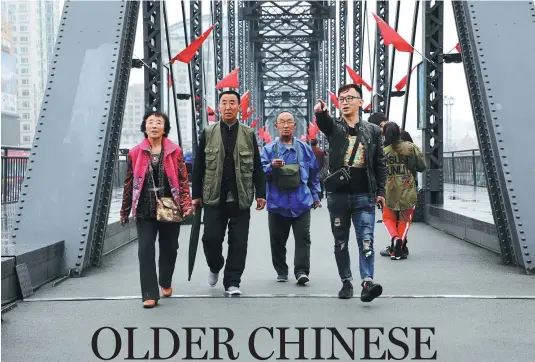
[
  {"xmin": 345, "ymin": 64, "xmax": 372, "ymax": 91},
  {"xmin": 394, "ymin": 63, "xmax": 419, "ymax": 91},
  {"xmin": 216, "ymin": 68, "xmax": 239, "ymax": 89},
  {"xmin": 372, "ymin": 13, "xmax": 413, "ymax": 53},
  {"xmin": 170, "ymin": 25, "xmax": 215, "ymax": 64},
  {"xmin": 240, "ymin": 91, "xmax": 250, "ymax": 115},
  {"xmin": 250, "ymin": 118, "xmax": 259, "ymax": 128},
  {"xmin": 242, "ymin": 107, "xmax": 255, "ymax": 121},
  {"xmin": 455, "ymin": 43, "xmax": 461, "ymax": 53},
  {"xmin": 328, "ymin": 91, "xmax": 339, "ymax": 109}
]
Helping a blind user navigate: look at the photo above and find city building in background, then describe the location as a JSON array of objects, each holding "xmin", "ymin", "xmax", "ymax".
[
  {"xmin": 3, "ymin": 0, "xmax": 60, "ymax": 147},
  {"xmin": 1, "ymin": 5, "xmax": 19, "ymax": 146},
  {"xmin": 119, "ymin": 83, "xmax": 145, "ymax": 149}
]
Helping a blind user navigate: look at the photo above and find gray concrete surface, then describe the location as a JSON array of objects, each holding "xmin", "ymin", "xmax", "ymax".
[{"xmin": 2, "ymin": 201, "xmax": 535, "ymax": 361}]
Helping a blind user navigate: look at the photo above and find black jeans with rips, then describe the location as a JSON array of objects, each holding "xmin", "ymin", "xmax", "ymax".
[
  {"xmin": 268, "ymin": 210, "xmax": 311, "ymax": 278},
  {"xmin": 136, "ymin": 218, "xmax": 181, "ymax": 302},
  {"xmin": 201, "ymin": 203, "xmax": 251, "ymax": 290}
]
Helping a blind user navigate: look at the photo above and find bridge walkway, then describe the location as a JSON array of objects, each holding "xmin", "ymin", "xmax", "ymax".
[{"xmin": 2, "ymin": 203, "xmax": 534, "ymax": 361}]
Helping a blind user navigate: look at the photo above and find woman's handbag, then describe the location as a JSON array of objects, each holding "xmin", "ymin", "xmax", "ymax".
[
  {"xmin": 149, "ymin": 160, "xmax": 183, "ymax": 223},
  {"xmin": 323, "ymin": 135, "xmax": 361, "ymax": 190}
]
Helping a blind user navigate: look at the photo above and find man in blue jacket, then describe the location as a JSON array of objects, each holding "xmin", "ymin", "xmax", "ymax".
[{"xmin": 261, "ymin": 111, "xmax": 321, "ymax": 285}]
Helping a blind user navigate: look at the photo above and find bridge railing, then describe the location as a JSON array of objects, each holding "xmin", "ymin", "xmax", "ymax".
[
  {"xmin": 1, "ymin": 146, "xmax": 129, "ymax": 204},
  {"xmin": 1, "ymin": 146, "xmax": 486, "ymax": 205},
  {"xmin": 443, "ymin": 148, "xmax": 487, "ymax": 187}
]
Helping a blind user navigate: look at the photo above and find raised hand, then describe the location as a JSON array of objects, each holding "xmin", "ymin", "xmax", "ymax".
[{"xmin": 314, "ymin": 99, "xmax": 327, "ymax": 113}]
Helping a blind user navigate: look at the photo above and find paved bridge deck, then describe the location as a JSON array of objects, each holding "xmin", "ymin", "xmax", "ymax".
[{"xmin": 2, "ymin": 201, "xmax": 534, "ymax": 361}]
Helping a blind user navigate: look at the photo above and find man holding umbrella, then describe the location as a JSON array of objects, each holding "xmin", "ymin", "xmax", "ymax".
[{"xmin": 191, "ymin": 90, "xmax": 266, "ymax": 297}]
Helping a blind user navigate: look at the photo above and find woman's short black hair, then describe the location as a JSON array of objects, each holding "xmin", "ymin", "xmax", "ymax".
[
  {"xmin": 140, "ymin": 110, "xmax": 171, "ymax": 138},
  {"xmin": 383, "ymin": 121, "xmax": 401, "ymax": 147}
]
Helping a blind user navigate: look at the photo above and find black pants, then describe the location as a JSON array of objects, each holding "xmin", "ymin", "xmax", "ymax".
[
  {"xmin": 268, "ymin": 210, "xmax": 311, "ymax": 278},
  {"xmin": 201, "ymin": 204, "xmax": 250, "ymax": 289},
  {"xmin": 136, "ymin": 218, "xmax": 180, "ymax": 301}
]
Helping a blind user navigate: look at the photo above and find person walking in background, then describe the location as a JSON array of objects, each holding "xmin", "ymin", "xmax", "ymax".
[
  {"xmin": 368, "ymin": 112, "xmax": 414, "ymax": 142},
  {"xmin": 191, "ymin": 90, "xmax": 266, "ymax": 297},
  {"xmin": 120, "ymin": 111, "xmax": 193, "ymax": 308},
  {"xmin": 310, "ymin": 139, "xmax": 328, "ymax": 201},
  {"xmin": 314, "ymin": 84, "xmax": 386, "ymax": 302},
  {"xmin": 261, "ymin": 111, "xmax": 321, "ymax": 285},
  {"xmin": 381, "ymin": 122, "xmax": 426, "ymax": 260}
]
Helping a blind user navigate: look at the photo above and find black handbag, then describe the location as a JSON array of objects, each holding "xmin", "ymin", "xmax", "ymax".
[
  {"xmin": 323, "ymin": 133, "xmax": 361, "ymax": 190},
  {"xmin": 273, "ymin": 142, "xmax": 301, "ymax": 190}
]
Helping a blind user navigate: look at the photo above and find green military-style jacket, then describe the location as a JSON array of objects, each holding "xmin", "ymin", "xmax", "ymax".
[
  {"xmin": 384, "ymin": 141, "xmax": 426, "ymax": 211},
  {"xmin": 202, "ymin": 122, "xmax": 256, "ymax": 210}
]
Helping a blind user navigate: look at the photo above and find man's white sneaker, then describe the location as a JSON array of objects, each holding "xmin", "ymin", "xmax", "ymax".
[
  {"xmin": 225, "ymin": 286, "xmax": 242, "ymax": 297},
  {"xmin": 208, "ymin": 271, "xmax": 219, "ymax": 287}
]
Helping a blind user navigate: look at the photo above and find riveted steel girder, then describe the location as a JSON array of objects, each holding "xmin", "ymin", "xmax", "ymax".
[
  {"xmin": 143, "ymin": 1, "xmax": 164, "ymax": 112},
  {"xmin": 374, "ymin": 0, "xmax": 389, "ymax": 113},
  {"xmin": 190, "ymin": 1, "xmax": 205, "ymax": 142}
]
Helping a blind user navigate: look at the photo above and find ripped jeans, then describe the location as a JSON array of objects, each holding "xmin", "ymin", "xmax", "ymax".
[{"xmin": 326, "ymin": 192, "xmax": 376, "ymax": 283}]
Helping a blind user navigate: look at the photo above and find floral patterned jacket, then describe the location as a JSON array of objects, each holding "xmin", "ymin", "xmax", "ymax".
[{"xmin": 120, "ymin": 137, "xmax": 192, "ymax": 219}]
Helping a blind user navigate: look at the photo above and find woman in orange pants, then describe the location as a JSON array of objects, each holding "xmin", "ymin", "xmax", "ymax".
[{"xmin": 381, "ymin": 122, "xmax": 426, "ymax": 260}]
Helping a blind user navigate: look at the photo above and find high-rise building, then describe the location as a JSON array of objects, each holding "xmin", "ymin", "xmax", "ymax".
[
  {"xmin": 1, "ymin": 5, "xmax": 20, "ymax": 146},
  {"xmin": 4, "ymin": 0, "xmax": 60, "ymax": 147},
  {"xmin": 119, "ymin": 83, "xmax": 146, "ymax": 149}
]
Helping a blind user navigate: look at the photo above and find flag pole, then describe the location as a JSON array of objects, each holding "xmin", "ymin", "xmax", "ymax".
[
  {"xmin": 401, "ymin": 0, "xmax": 420, "ymax": 131},
  {"xmin": 385, "ymin": 0, "xmax": 402, "ymax": 120}
]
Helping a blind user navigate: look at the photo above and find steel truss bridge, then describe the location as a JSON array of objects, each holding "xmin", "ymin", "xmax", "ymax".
[{"xmin": 1, "ymin": 1, "xmax": 534, "ymax": 360}]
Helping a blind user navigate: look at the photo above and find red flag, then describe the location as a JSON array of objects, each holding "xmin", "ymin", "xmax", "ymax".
[
  {"xmin": 216, "ymin": 67, "xmax": 239, "ymax": 89},
  {"xmin": 207, "ymin": 105, "xmax": 216, "ymax": 115},
  {"xmin": 242, "ymin": 107, "xmax": 255, "ymax": 120},
  {"xmin": 372, "ymin": 13, "xmax": 413, "ymax": 53},
  {"xmin": 250, "ymin": 118, "xmax": 259, "ymax": 128},
  {"xmin": 328, "ymin": 91, "xmax": 339, "ymax": 109},
  {"xmin": 455, "ymin": 43, "xmax": 461, "ymax": 53},
  {"xmin": 240, "ymin": 91, "xmax": 250, "ymax": 115},
  {"xmin": 363, "ymin": 104, "xmax": 371, "ymax": 111},
  {"xmin": 170, "ymin": 25, "xmax": 215, "ymax": 64},
  {"xmin": 394, "ymin": 64, "xmax": 419, "ymax": 91},
  {"xmin": 345, "ymin": 64, "xmax": 372, "ymax": 91}
]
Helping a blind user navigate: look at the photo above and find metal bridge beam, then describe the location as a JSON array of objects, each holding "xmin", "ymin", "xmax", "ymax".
[
  {"xmin": 190, "ymin": 1, "xmax": 205, "ymax": 143},
  {"xmin": 374, "ymin": 0, "xmax": 389, "ymax": 113},
  {"xmin": 452, "ymin": 0, "xmax": 535, "ymax": 273},
  {"xmin": 10, "ymin": 1, "xmax": 139, "ymax": 276},
  {"xmin": 142, "ymin": 1, "xmax": 164, "ymax": 112},
  {"xmin": 422, "ymin": 1, "xmax": 444, "ymax": 210}
]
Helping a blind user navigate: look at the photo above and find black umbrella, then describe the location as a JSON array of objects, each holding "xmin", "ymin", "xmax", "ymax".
[{"xmin": 188, "ymin": 206, "xmax": 203, "ymax": 281}]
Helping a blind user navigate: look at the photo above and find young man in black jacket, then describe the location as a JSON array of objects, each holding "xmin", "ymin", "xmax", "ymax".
[{"xmin": 314, "ymin": 84, "xmax": 386, "ymax": 302}]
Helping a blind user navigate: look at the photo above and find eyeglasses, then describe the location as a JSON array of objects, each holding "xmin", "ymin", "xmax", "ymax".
[
  {"xmin": 338, "ymin": 96, "xmax": 361, "ymax": 103},
  {"xmin": 277, "ymin": 120, "xmax": 295, "ymax": 125}
]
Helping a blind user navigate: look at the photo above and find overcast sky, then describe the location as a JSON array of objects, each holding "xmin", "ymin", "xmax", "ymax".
[{"xmin": 60, "ymin": 0, "xmax": 475, "ymax": 142}]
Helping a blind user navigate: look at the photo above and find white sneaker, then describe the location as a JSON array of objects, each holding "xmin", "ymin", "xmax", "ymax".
[
  {"xmin": 225, "ymin": 286, "xmax": 242, "ymax": 296},
  {"xmin": 208, "ymin": 271, "xmax": 219, "ymax": 287}
]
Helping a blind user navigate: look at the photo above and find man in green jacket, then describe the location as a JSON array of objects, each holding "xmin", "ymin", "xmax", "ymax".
[{"xmin": 191, "ymin": 90, "xmax": 266, "ymax": 296}]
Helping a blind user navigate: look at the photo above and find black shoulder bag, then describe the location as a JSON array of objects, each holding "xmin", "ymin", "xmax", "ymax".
[
  {"xmin": 323, "ymin": 133, "xmax": 361, "ymax": 190},
  {"xmin": 273, "ymin": 141, "xmax": 301, "ymax": 190}
]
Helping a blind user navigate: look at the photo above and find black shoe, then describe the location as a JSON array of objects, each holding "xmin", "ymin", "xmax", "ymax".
[
  {"xmin": 380, "ymin": 245, "xmax": 392, "ymax": 256},
  {"xmin": 402, "ymin": 238, "xmax": 409, "ymax": 256},
  {"xmin": 361, "ymin": 281, "xmax": 382, "ymax": 302},
  {"xmin": 390, "ymin": 239, "xmax": 404, "ymax": 260},
  {"xmin": 296, "ymin": 274, "xmax": 309, "ymax": 285},
  {"xmin": 338, "ymin": 281, "xmax": 353, "ymax": 299}
]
